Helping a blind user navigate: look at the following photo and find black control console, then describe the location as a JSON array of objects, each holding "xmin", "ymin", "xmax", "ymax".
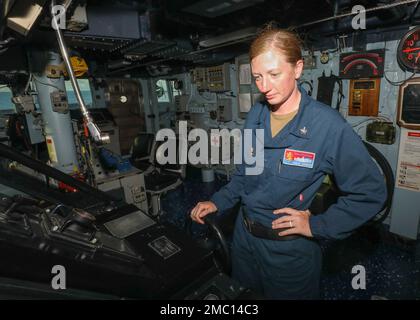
[
  {"xmin": 0, "ymin": 194, "xmax": 226, "ymax": 298},
  {"xmin": 0, "ymin": 143, "xmax": 255, "ymax": 300}
]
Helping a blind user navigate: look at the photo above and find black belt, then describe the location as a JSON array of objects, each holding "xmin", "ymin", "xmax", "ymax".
[{"xmin": 242, "ymin": 210, "xmax": 300, "ymax": 241}]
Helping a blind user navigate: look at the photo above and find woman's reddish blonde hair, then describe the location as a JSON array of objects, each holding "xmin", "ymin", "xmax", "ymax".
[{"xmin": 250, "ymin": 24, "xmax": 303, "ymax": 65}]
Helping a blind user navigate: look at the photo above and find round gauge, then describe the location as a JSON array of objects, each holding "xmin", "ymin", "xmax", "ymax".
[
  {"xmin": 397, "ymin": 26, "xmax": 420, "ymax": 72},
  {"xmin": 320, "ymin": 51, "xmax": 329, "ymax": 64},
  {"xmin": 119, "ymin": 95, "xmax": 128, "ymax": 103},
  {"xmin": 174, "ymin": 80, "xmax": 183, "ymax": 90}
]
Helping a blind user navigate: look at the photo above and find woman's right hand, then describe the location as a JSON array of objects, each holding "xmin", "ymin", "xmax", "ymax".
[{"xmin": 190, "ymin": 201, "xmax": 218, "ymax": 224}]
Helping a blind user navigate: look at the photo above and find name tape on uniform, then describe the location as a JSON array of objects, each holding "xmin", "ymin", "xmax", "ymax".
[{"xmin": 283, "ymin": 149, "xmax": 316, "ymax": 169}]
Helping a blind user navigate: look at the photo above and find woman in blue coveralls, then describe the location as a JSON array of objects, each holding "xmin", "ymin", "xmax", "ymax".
[{"xmin": 190, "ymin": 25, "xmax": 387, "ymax": 299}]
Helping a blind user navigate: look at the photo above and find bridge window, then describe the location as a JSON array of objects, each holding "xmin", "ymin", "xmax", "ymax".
[{"xmin": 156, "ymin": 79, "xmax": 170, "ymax": 103}]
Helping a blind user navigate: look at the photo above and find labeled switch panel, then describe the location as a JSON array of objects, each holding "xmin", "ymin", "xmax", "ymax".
[
  {"xmin": 191, "ymin": 67, "xmax": 208, "ymax": 90},
  {"xmin": 50, "ymin": 91, "xmax": 69, "ymax": 114},
  {"xmin": 191, "ymin": 63, "xmax": 231, "ymax": 92},
  {"xmin": 207, "ymin": 63, "xmax": 231, "ymax": 92}
]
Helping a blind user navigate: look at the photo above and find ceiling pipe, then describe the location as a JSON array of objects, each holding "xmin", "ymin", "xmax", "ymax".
[
  {"xmin": 50, "ymin": 0, "xmax": 110, "ymax": 145},
  {"xmin": 296, "ymin": 0, "xmax": 415, "ymax": 29},
  {"xmin": 199, "ymin": 27, "xmax": 258, "ymax": 48}
]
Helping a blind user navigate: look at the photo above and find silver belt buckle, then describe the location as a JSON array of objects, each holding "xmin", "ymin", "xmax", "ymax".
[{"xmin": 243, "ymin": 216, "xmax": 250, "ymax": 231}]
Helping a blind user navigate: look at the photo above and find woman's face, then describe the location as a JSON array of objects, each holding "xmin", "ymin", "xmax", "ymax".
[{"xmin": 251, "ymin": 48, "xmax": 303, "ymax": 109}]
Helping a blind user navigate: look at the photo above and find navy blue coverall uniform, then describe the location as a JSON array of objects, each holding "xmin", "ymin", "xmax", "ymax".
[{"xmin": 210, "ymin": 88, "xmax": 387, "ymax": 299}]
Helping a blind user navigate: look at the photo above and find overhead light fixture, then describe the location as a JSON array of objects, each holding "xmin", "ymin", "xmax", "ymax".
[
  {"xmin": 206, "ymin": 2, "xmax": 232, "ymax": 13},
  {"xmin": 199, "ymin": 27, "xmax": 258, "ymax": 48},
  {"xmin": 6, "ymin": 0, "xmax": 47, "ymax": 36},
  {"xmin": 182, "ymin": 0, "xmax": 263, "ymax": 18}
]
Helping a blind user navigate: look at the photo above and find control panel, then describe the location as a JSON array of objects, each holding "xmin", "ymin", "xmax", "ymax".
[
  {"xmin": 207, "ymin": 63, "xmax": 231, "ymax": 92},
  {"xmin": 191, "ymin": 67, "xmax": 208, "ymax": 90},
  {"xmin": 348, "ymin": 79, "xmax": 380, "ymax": 116},
  {"xmin": 50, "ymin": 91, "xmax": 69, "ymax": 114},
  {"xmin": 191, "ymin": 63, "xmax": 231, "ymax": 92}
]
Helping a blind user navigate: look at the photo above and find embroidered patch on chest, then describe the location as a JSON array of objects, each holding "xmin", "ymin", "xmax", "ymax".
[{"xmin": 283, "ymin": 148, "xmax": 316, "ymax": 169}]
